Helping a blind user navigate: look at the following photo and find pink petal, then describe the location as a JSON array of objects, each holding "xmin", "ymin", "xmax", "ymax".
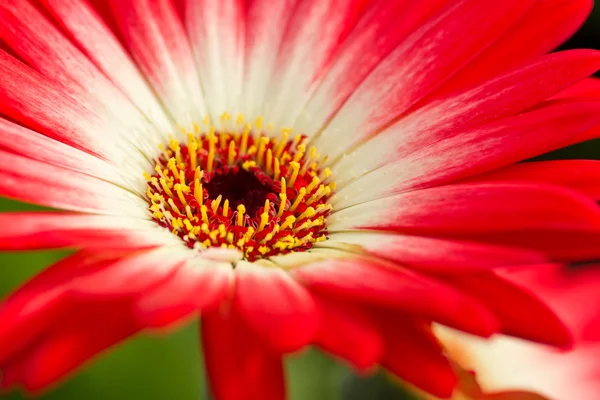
[
  {"xmin": 296, "ymin": 0, "xmax": 446, "ymax": 135},
  {"xmin": 294, "ymin": 258, "xmax": 499, "ymax": 337},
  {"xmin": 329, "ymin": 183, "xmax": 600, "ymax": 234},
  {"xmin": 332, "ymin": 51, "xmax": 600, "ymax": 189},
  {"xmin": 0, "ymin": 50, "xmax": 118, "ymax": 158},
  {"xmin": 260, "ymin": 0, "xmax": 366, "ymax": 127},
  {"xmin": 202, "ymin": 309, "xmax": 285, "ymax": 400},
  {"xmin": 0, "ymin": 118, "xmax": 126, "ymax": 186},
  {"xmin": 41, "ymin": 0, "xmax": 171, "ymax": 128},
  {"xmin": 108, "ymin": 0, "xmax": 206, "ymax": 128},
  {"xmin": 185, "ymin": 0, "xmax": 245, "ymax": 120},
  {"xmin": 134, "ymin": 260, "xmax": 232, "ymax": 329},
  {"xmin": 0, "ymin": 149, "xmax": 146, "ymax": 215},
  {"xmin": 237, "ymin": 0, "xmax": 296, "ymax": 120},
  {"xmin": 336, "ymin": 99, "xmax": 600, "ymax": 206},
  {"xmin": 0, "ymin": 0, "xmax": 159, "ymax": 136},
  {"xmin": 315, "ymin": 0, "xmax": 535, "ymax": 159},
  {"xmin": 234, "ymin": 261, "xmax": 319, "ymax": 352},
  {"xmin": 322, "ymin": 232, "xmax": 547, "ymax": 272},
  {"xmin": 313, "ymin": 296, "xmax": 382, "ymax": 371}
]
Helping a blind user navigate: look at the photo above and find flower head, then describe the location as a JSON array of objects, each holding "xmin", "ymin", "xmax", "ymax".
[{"xmin": 0, "ymin": 0, "xmax": 600, "ymax": 398}]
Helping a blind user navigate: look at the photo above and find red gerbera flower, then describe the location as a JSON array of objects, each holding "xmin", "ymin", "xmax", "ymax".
[{"xmin": 0, "ymin": 0, "xmax": 599, "ymax": 399}]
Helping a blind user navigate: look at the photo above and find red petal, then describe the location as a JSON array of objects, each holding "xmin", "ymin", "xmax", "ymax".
[
  {"xmin": 17, "ymin": 300, "xmax": 139, "ymax": 392},
  {"xmin": 439, "ymin": 271, "xmax": 571, "ymax": 347},
  {"xmin": 468, "ymin": 160, "xmax": 600, "ymax": 200},
  {"xmin": 135, "ymin": 261, "xmax": 232, "ymax": 329},
  {"xmin": 201, "ymin": 309, "xmax": 285, "ymax": 400},
  {"xmin": 375, "ymin": 314, "xmax": 457, "ymax": 398},
  {"xmin": 108, "ymin": 0, "xmax": 205, "ymax": 127},
  {"xmin": 297, "ymin": 0, "xmax": 446, "ymax": 135},
  {"xmin": 316, "ymin": 0, "xmax": 536, "ymax": 160},
  {"xmin": 235, "ymin": 261, "xmax": 319, "ymax": 352},
  {"xmin": 322, "ymin": 232, "xmax": 547, "ymax": 272},
  {"xmin": 69, "ymin": 247, "xmax": 190, "ymax": 297},
  {"xmin": 0, "ymin": 212, "xmax": 164, "ymax": 251},
  {"xmin": 430, "ymin": 0, "xmax": 593, "ymax": 97},
  {"xmin": 329, "ymin": 183, "xmax": 600, "ymax": 234},
  {"xmin": 0, "ymin": 250, "xmax": 126, "ymax": 366},
  {"xmin": 313, "ymin": 296, "xmax": 382, "ymax": 371},
  {"xmin": 295, "ymin": 258, "xmax": 499, "ymax": 337},
  {"xmin": 41, "ymin": 0, "xmax": 171, "ymax": 128}
]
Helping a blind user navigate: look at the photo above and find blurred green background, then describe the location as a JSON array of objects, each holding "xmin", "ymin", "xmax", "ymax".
[{"xmin": 2, "ymin": 3, "xmax": 600, "ymax": 400}]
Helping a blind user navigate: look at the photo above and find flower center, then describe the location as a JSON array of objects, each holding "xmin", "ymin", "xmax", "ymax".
[{"xmin": 144, "ymin": 115, "xmax": 335, "ymax": 261}]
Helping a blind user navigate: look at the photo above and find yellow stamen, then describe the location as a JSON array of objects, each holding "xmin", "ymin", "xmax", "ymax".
[
  {"xmin": 298, "ymin": 207, "xmax": 316, "ymax": 222},
  {"xmin": 240, "ymin": 123, "xmax": 250, "ymax": 155},
  {"xmin": 280, "ymin": 215, "xmax": 296, "ymax": 230},
  {"xmin": 278, "ymin": 192, "xmax": 287, "ymax": 218},
  {"xmin": 167, "ymin": 198, "xmax": 182, "ymax": 215},
  {"xmin": 266, "ymin": 149, "xmax": 273, "ymax": 174},
  {"xmin": 211, "ymin": 195, "xmax": 223, "ymax": 214},
  {"xmin": 160, "ymin": 178, "xmax": 174, "ymax": 197},
  {"xmin": 255, "ymin": 116, "xmax": 263, "ymax": 130},
  {"xmin": 256, "ymin": 137, "xmax": 269, "ymax": 166},
  {"xmin": 293, "ymin": 144, "xmax": 306, "ymax": 162},
  {"xmin": 289, "ymin": 188, "xmax": 306, "ymax": 212},
  {"xmin": 194, "ymin": 180, "xmax": 203, "ymax": 204},
  {"xmin": 275, "ymin": 129, "xmax": 291, "ymax": 158},
  {"xmin": 167, "ymin": 158, "xmax": 180, "ymax": 180},
  {"xmin": 207, "ymin": 127, "xmax": 217, "ymax": 172},
  {"xmin": 188, "ymin": 135, "xmax": 198, "ymax": 170},
  {"xmin": 274, "ymin": 158, "xmax": 281, "ymax": 181},
  {"xmin": 174, "ymin": 184, "xmax": 188, "ymax": 205},
  {"xmin": 306, "ymin": 176, "xmax": 320, "ymax": 194},
  {"xmin": 237, "ymin": 204, "xmax": 246, "ymax": 226},
  {"xmin": 288, "ymin": 161, "xmax": 300, "ymax": 186},
  {"xmin": 223, "ymin": 199, "xmax": 230, "ymax": 217},
  {"xmin": 228, "ymin": 140, "xmax": 237, "ymax": 165}
]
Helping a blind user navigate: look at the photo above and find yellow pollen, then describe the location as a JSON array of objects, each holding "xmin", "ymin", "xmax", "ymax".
[
  {"xmin": 223, "ymin": 199, "xmax": 230, "ymax": 217},
  {"xmin": 194, "ymin": 180, "xmax": 203, "ymax": 204},
  {"xmin": 237, "ymin": 204, "xmax": 246, "ymax": 226},
  {"xmin": 306, "ymin": 176, "xmax": 320, "ymax": 193},
  {"xmin": 168, "ymin": 198, "xmax": 182, "ymax": 215},
  {"xmin": 240, "ymin": 123, "xmax": 250, "ymax": 155},
  {"xmin": 289, "ymin": 188, "xmax": 306, "ymax": 212},
  {"xmin": 211, "ymin": 195, "xmax": 223, "ymax": 214},
  {"xmin": 146, "ymin": 115, "xmax": 335, "ymax": 261},
  {"xmin": 257, "ymin": 137, "xmax": 269, "ymax": 166},
  {"xmin": 274, "ymin": 158, "xmax": 281, "ymax": 181},
  {"xmin": 160, "ymin": 178, "xmax": 174, "ymax": 197},
  {"xmin": 280, "ymin": 215, "xmax": 296, "ymax": 230},
  {"xmin": 228, "ymin": 140, "xmax": 236, "ymax": 165},
  {"xmin": 197, "ymin": 206, "xmax": 207, "ymax": 224},
  {"xmin": 288, "ymin": 161, "xmax": 300, "ymax": 186}
]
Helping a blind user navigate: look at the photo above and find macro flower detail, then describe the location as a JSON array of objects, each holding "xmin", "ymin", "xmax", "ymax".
[
  {"xmin": 146, "ymin": 122, "xmax": 333, "ymax": 260},
  {"xmin": 0, "ymin": 0, "xmax": 599, "ymax": 399}
]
